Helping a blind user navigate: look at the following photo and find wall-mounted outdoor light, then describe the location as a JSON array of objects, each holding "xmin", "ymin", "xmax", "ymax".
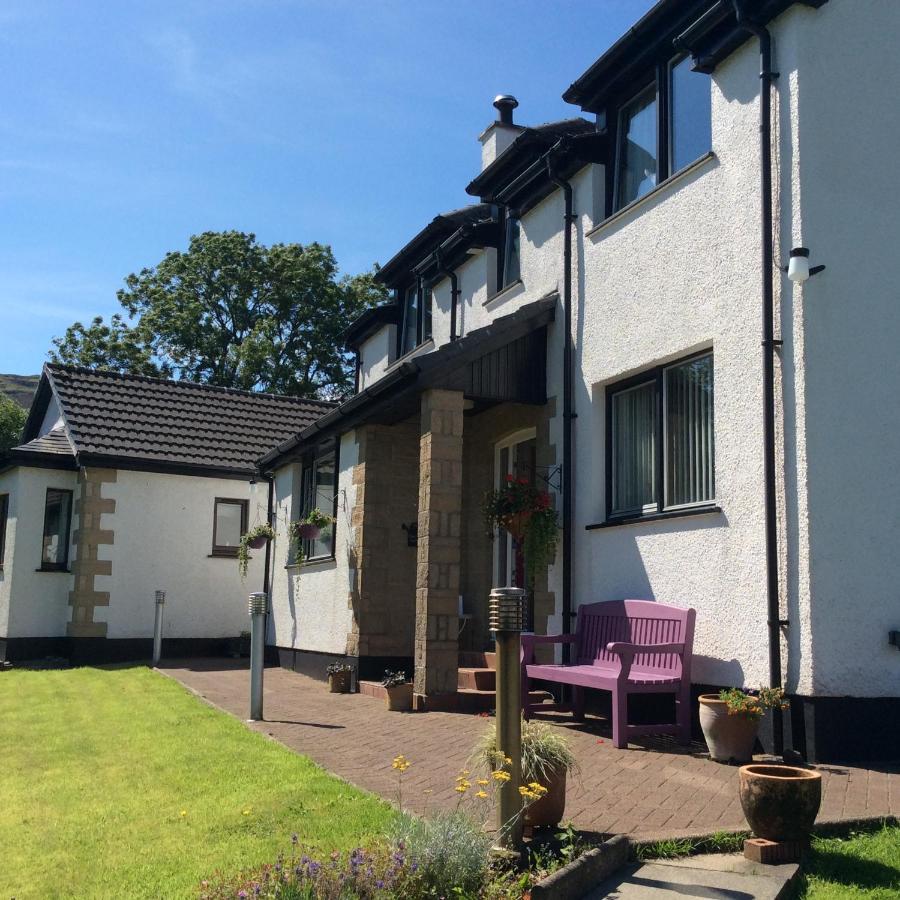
[{"xmin": 783, "ymin": 247, "xmax": 826, "ymax": 283}]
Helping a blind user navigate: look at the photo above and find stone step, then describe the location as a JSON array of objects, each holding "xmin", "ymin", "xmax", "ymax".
[
  {"xmin": 457, "ymin": 667, "xmax": 496, "ymax": 691},
  {"xmin": 359, "ymin": 680, "xmax": 553, "ymax": 714},
  {"xmin": 458, "ymin": 651, "xmax": 497, "ymax": 670}
]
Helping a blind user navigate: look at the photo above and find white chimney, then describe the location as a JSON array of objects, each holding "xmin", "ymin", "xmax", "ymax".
[{"xmin": 479, "ymin": 95, "xmax": 524, "ymax": 171}]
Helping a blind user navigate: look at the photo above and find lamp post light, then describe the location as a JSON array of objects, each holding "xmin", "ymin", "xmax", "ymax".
[
  {"xmin": 152, "ymin": 590, "xmax": 166, "ymax": 666},
  {"xmin": 248, "ymin": 592, "xmax": 268, "ymax": 721},
  {"xmin": 489, "ymin": 586, "xmax": 526, "ymax": 849}
]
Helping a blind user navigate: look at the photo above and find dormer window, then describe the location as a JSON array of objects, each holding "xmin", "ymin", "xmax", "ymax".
[
  {"xmin": 612, "ymin": 56, "xmax": 711, "ymax": 213},
  {"xmin": 398, "ymin": 281, "xmax": 433, "ymax": 357}
]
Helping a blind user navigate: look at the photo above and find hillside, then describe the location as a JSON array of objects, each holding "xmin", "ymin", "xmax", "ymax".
[{"xmin": 0, "ymin": 374, "xmax": 40, "ymax": 410}]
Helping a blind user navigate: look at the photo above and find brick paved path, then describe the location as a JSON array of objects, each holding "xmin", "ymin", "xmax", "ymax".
[{"xmin": 162, "ymin": 659, "xmax": 898, "ymax": 841}]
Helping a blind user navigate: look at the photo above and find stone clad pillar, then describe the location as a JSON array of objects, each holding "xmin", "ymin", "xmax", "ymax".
[{"xmin": 415, "ymin": 389, "xmax": 464, "ymax": 698}]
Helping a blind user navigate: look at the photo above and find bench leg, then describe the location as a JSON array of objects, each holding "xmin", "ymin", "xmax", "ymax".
[
  {"xmin": 572, "ymin": 686, "xmax": 585, "ymax": 722},
  {"xmin": 612, "ymin": 688, "xmax": 629, "ymax": 749}
]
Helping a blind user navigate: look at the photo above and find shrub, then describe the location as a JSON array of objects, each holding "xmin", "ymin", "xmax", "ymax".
[
  {"xmin": 388, "ymin": 811, "xmax": 491, "ymax": 897},
  {"xmin": 474, "ymin": 719, "xmax": 577, "ymax": 784}
]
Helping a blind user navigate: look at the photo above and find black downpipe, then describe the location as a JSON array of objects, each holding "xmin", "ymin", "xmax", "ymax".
[
  {"xmin": 546, "ymin": 153, "xmax": 575, "ymax": 654},
  {"xmin": 262, "ymin": 474, "xmax": 275, "ymax": 599},
  {"xmin": 434, "ymin": 248, "xmax": 460, "ymax": 341},
  {"xmin": 733, "ymin": 0, "xmax": 784, "ymax": 754}
]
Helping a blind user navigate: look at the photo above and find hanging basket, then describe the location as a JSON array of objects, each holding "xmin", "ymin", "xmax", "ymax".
[
  {"xmin": 297, "ymin": 523, "xmax": 321, "ymax": 541},
  {"xmin": 247, "ymin": 534, "xmax": 270, "ymax": 550},
  {"xmin": 501, "ymin": 510, "xmax": 532, "ymax": 542}
]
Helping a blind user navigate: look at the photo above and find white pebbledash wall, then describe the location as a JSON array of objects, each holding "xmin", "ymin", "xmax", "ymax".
[
  {"xmin": 100, "ymin": 470, "xmax": 268, "ymax": 640},
  {"xmin": 0, "ymin": 466, "xmax": 78, "ymax": 641},
  {"xmin": 290, "ymin": 0, "xmax": 899, "ymax": 701}
]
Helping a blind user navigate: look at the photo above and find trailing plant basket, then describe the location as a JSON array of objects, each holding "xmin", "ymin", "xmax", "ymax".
[
  {"xmin": 297, "ymin": 523, "xmax": 321, "ymax": 541},
  {"xmin": 247, "ymin": 534, "xmax": 270, "ymax": 550}
]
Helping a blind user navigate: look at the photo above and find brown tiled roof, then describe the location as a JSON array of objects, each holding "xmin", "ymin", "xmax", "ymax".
[{"xmin": 16, "ymin": 365, "xmax": 333, "ymax": 477}]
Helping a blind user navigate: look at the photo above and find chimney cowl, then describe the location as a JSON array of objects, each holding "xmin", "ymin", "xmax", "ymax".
[{"xmin": 493, "ymin": 94, "xmax": 518, "ymax": 125}]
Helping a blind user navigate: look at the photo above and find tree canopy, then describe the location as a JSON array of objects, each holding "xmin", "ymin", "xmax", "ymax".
[
  {"xmin": 0, "ymin": 395, "xmax": 27, "ymax": 452},
  {"xmin": 50, "ymin": 232, "xmax": 388, "ymax": 399}
]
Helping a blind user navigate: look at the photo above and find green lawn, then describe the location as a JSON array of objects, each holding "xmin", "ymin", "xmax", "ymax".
[
  {"xmin": 799, "ymin": 825, "xmax": 900, "ymax": 899},
  {"xmin": 0, "ymin": 666, "xmax": 396, "ymax": 900}
]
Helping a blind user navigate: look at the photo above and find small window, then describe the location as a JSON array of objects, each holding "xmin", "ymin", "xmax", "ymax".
[
  {"xmin": 41, "ymin": 488, "xmax": 72, "ymax": 570},
  {"xmin": 501, "ymin": 214, "xmax": 521, "ymax": 288},
  {"xmin": 399, "ymin": 284, "xmax": 419, "ymax": 356},
  {"xmin": 0, "ymin": 494, "xmax": 8, "ymax": 568},
  {"xmin": 422, "ymin": 286, "xmax": 433, "ymax": 343},
  {"xmin": 294, "ymin": 448, "xmax": 338, "ymax": 563},
  {"xmin": 616, "ymin": 84, "xmax": 658, "ymax": 210},
  {"xmin": 670, "ymin": 55, "xmax": 712, "ymax": 174},
  {"xmin": 607, "ymin": 352, "xmax": 714, "ymax": 519},
  {"xmin": 212, "ymin": 498, "xmax": 248, "ymax": 557}
]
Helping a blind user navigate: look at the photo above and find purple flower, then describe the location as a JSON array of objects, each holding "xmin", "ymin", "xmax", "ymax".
[
  {"xmin": 237, "ymin": 892, "xmax": 248, "ymax": 899},
  {"xmin": 308, "ymin": 862, "xmax": 321, "ymax": 876},
  {"xmin": 376, "ymin": 880, "xmax": 384, "ymax": 890},
  {"xmin": 410, "ymin": 862, "xmax": 419, "ymax": 872}
]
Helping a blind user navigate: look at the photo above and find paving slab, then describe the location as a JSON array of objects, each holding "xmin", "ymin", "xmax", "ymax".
[
  {"xmin": 161, "ymin": 658, "xmax": 899, "ymax": 841},
  {"xmin": 585, "ymin": 854, "xmax": 799, "ymax": 900}
]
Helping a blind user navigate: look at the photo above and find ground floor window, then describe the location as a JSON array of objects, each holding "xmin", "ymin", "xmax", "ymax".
[
  {"xmin": 294, "ymin": 447, "xmax": 338, "ymax": 562},
  {"xmin": 0, "ymin": 494, "xmax": 8, "ymax": 568},
  {"xmin": 41, "ymin": 488, "xmax": 72, "ymax": 570},
  {"xmin": 607, "ymin": 350, "xmax": 714, "ymax": 519},
  {"xmin": 212, "ymin": 498, "xmax": 248, "ymax": 557},
  {"xmin": 494, "ymin": 430, "xmax": 537, "ymax": 589}
]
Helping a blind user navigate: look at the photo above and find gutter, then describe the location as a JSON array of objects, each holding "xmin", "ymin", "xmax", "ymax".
[
  {"xmin": 433, "ymin": 247, "xmax": 460, "ymax": 342},
  {"xmin": 731, "ymin": 0, "xmax": 785, "ymax": 754},
  {"xmin": 545, "ymin": 146, "xmax": 577, "ymax": 649}
]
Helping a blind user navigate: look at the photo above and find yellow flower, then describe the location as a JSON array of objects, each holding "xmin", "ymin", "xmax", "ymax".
[
  {"xmin": 455, "ymin": 785, "xmax": 468, "ymax": 794},
  {"xmin": 491, "ymin": 769, "xmax": 511, "ymax": 783},
  {"xmin": 519, "ymin": 786, "xmax": 536, "ymax": 799},
  {"xmin": 179, "ymin": 810, "xmax": 187, "ymax": 818},
  {"xmin": 528, "ymin": 782, "xmax": 548, "ymax": 794},
  {"xmin": 476, "ymin": 779, "xmax": 489, "ymax": 786},
  {"xmin": 242, "ymin": 808, "xmax": 252, "ymax": 816},
  {"xmin": 392, "ymin": 755, "xmax": 410, "ymax": 772},
  {"xmin": 423, "ymin": 789, "xmax": 433, "ymax": 795},
  {"xmin": 475, "ymin": 790, "xmax": 488, "ymax": 799}
]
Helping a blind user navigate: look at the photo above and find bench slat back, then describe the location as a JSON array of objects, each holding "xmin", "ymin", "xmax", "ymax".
[{"xmin": 575, "ymin": 600, "xmax": 696, "ymax": 678}]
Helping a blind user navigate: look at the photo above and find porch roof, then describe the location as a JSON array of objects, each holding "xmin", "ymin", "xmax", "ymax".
[{"xmin": 260, "ymin": 293, "xmax": 557, "ymax": 469}]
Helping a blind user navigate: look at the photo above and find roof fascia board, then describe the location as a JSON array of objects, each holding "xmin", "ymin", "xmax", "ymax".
[{"xmin": 74, "ymin": 452, "xmax": 257, "ymax": 481}]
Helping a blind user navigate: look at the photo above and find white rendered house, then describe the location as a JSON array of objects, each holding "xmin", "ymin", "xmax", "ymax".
[
  {"xmin": 0, "ymin": 365, "xmax": 330, "ymax": 663},
  {"xmin": 262, "ymin": 0, "xmax": 899, "ymax": 762}
]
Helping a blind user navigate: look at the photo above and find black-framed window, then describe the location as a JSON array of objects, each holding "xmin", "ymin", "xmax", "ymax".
[
  {"xmin": 607, "ymin": 351, "xmax": 714, "ymax": 519},
  {"xmin": 294, "ymin": 447, "xmax": 338, "ymax": 563},
  {"xmin": 212, "ymin": 498, "xmax": 248, "ymax": 557},
  {"xmin": 611, "ymin": 56, "xmax": 711, "ymax": 213},
  {"xmin": 41, "ymin": 488, "xmax": 72, "ymax": 570},
  {"xmin": 500, "ymin": 212, "xmax": 521, "ymax": 289},
  {"xmin": 0, "ymin": 494, "xmax": 8, "ymax": 569},
  {"xmin": 398, "ymin": 280, "xmax": 433, "ymax": 357}
]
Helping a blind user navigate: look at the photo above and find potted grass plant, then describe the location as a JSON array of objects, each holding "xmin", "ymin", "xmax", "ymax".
[
  {"xmin": 326, "ymin": 661, "xmax": 354, "ymax": 694},
  {"xmin": 382, "ymin": 670, "xmax": 413, "ymax": 712},
  {"xmin": 699, "ymin": 686, "xmax": 789, "ymax": 764},
  {"xmin": 474, "ymin": 718, "xmax": 577, "ymax": 828}
]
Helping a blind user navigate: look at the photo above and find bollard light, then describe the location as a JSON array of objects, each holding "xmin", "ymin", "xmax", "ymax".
[
  {"xmin": 489, "ymin": 587, "xmax": 526, "ymax": 849},
  {"xmin": 152, "ymin": 591, "xmax": 166, "ymax": 667},
  {"xmin": 248, "ymin": 592, "xmax": 268, "ymax": 721}
]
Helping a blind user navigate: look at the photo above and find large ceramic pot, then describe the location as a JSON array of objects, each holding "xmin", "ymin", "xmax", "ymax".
[
  {"xmin": 739, "ymin": 764, "xmax": 822, "ymax": 841},
  {"xmin": 699, "ymin": 694, "xmax": 759, "ymax": 763},
  {"xmin": 524, "ymin": 768, "xmax": 567, "ymax": 828},
  {"xmin": 385, "ymin": 683, "xmax": 413, "ymax": 712}
]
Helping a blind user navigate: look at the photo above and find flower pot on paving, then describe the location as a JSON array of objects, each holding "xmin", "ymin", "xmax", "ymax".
[
  {"xmin": 739, "ymin": 764, "xmax": 822, "ymax": 841},
  {"xmin": 699, "ymin": 694, "xmax": 759, "ymax": 763}
]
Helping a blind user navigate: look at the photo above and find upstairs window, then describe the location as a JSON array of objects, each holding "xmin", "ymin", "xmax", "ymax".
[
  {"xmin": 501, "ymin": 213, "xmax": 521, "ymax": 288},
  {"xmin": 212, "ymin": 498, "xmax": 248, "ymax": 557},
  {"xmin": 41, "ymin": 488, "xmax": 72, "ymax": 570},
  {"xmin": 612, "ymin": 57, "xmax": 711, "ymax": 213},
  {"xmin": 399, "ymin": 284, "xmax": 419, "ymax": 356},
  {"xmin": 608, "ymin": 352, "xmax": 714, "ymax": 519},
  {"xmin": 0, "ymin": 494, "xmax": 8, "ymax": 569}
]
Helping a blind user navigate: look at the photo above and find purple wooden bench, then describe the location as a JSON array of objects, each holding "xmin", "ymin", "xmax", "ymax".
[{"xmin": 521, "ymin": 600, "xmax": 696, "ymax": 749}]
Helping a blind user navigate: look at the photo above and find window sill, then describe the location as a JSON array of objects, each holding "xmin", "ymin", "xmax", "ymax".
[
  {"xmin": 208, "ymin": 552, "xmax": 240, "ymax": 559},
  {"xmin": 484, "ymin": 278, "xmax": 524, "ymax": 308},
  {"xmin": 586, "ymin": 504, "xmax": 722, "ymax": 530},
  {"xmin": 36, "ymin": 566, "xmax": 71, "ymax": 573},
  {"xmin": 587, "ymin": 151, "xmax": 717, "ymax": 240},
  {"xmin": 387, "ymin": 339, "xmax": 435, "ymax": 372},
  {"xmin": 285, "ymin": 554, "xmax": 336, "ymax": 570}
]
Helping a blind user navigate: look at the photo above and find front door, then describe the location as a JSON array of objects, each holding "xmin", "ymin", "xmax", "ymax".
[{"xmin": 494, "ymin": 429, "xmax": 537, "ymax": 590}]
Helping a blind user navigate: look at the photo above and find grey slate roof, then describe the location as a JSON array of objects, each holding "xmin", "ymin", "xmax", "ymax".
[
  {"xmin": 12, "ymin": 365, "xmax": 334, "ymax": 477},
  {"xmin": 13, "ymin": 425, "xmax": 74, "ymax": 459}
]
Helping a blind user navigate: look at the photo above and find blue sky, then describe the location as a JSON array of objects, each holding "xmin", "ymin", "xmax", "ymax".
[{"xmin": 0, "ymin": 0, "xmax": 654, "ymax": 375}]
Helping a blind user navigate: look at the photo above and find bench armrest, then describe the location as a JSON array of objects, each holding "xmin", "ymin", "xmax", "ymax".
[
  {"xmin": 521, "ymin": 633, "xmax": 577, "ymax": 665},
  {"xmin": 606, "ymin": 641, "xmax": 686, "ymax": 680}
]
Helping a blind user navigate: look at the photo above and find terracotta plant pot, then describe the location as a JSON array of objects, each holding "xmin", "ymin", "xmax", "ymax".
[
  {"xmin": 524, "ymin": 767, "xmax": 567, "ymax": 828},
  {"xmin": 247, "ymin": 535, "xmax": 270, "ymax": 550},
  {"xmin": 297, "ymin": 523, "xmax": 320, "ymax": 540},
  {"xmin": 328, "ymin": 671, "xmax": 352, "ymax": 693},
  {"xmin": 699, "ymin": 694, "xmax": 760, "ymax": 763},
  {"xmin": 739, "ymin": 764, "xmax": 822, "ymax": 841},
  {"xmin": 385, "ymin": 683, "xmax": 413, "ymax": 712}
]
